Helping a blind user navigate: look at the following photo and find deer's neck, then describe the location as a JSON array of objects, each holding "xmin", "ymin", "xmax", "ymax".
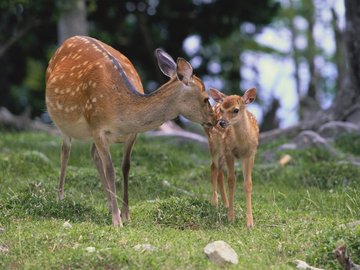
[
  {"xmin": 232, "ymin": 111, "xmax": 252, "ymax": 141},
  {"xmin": 117, "ymin": 78, "xmax": 181, "ymax": 132}
]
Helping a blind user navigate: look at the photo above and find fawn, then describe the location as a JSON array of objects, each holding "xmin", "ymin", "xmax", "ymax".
[
  {"xmin": 45, "ymin": 36, "xmax": 215, "ymax": 227},
  {"xmin": 204, "ymin": 87, "xmax": 259, "ymax": 228}
]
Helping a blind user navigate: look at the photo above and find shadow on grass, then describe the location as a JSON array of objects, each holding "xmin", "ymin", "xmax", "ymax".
[
  {"xmin": 1, "ymin": 189, "xmax": 109, "ymax": 224},
  {"xmin": 152, "ymin": 196, "xmax": 230, "ymax": 230}
]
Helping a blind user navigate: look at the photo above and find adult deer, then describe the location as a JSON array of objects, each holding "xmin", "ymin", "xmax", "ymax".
[
  {"xmin": 45, "ymin": 36, "xmax": 214, "ymax": 227},
  {"xmin": 204, "ymin": 88, "xmax": 258, "ymax": 228}
]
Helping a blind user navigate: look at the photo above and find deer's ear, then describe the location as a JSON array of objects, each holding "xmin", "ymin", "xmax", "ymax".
[
  {"xmin": 176, "ymin": 58, "xmax": 193, "ymax": 85},
  {"xmin": 242, "ymin": 88, "xmax": 257, "ymax": 104},
  {"xmin": 209, "ymin": 88, "xmax": 226, "ymax": 103},
  {"xmin": 155, "ymin": 48, "xmax": 177, "ymax": 78}
]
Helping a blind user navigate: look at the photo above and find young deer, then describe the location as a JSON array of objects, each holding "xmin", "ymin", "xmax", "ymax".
[
  {"xmin": 45, "ymin": 36, "xmax": 214, "ymax": 227},
  {"xmin": 204, "ymin": 88, "xmax": 258, "ymax": 228}
]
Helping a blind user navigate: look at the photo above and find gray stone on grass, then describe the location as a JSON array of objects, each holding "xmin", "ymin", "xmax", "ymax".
[{"xmin": 204, "ymin": 240, "xmax": 238, "ymax": 265}]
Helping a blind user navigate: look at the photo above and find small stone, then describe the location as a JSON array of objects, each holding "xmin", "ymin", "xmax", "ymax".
[
  {"xmin": 63, "ymin": 221, "xmax": 72, "ymax": 229},
  {"xmin": 133, "ymin": 244, "xmax": 156, "ymax": 252},
  {"xmin": 204, "ymin": 240, "xmax": 238, "ymax": 265},
  {"xmin": 0, "ymin": 228, "xmax": 5, "ymax": 233},
  {"xmin": 85, "ymin": 246, "xmax": 96, "ymax": 253}
]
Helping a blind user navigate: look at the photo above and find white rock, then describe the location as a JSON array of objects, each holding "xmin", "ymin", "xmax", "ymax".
[
  {"xmin": 63, "ymin": 221, "xmax": 72, "ymax": 229},
  {"xmin": 294, "ymin": 259, "xmax": 324, "ymax": 270},
  {"xmin": 133, "ymin": 244, "xmax": 156, "ymax": 252},
  {"xmin": 204, "ymin": 240, "xmax": 238, "ymax": 265},
  {"xmin": 85, "ymin": 246, "xmax": 96, "ymax": 253}
]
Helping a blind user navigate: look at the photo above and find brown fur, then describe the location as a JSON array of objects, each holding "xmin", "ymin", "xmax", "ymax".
[
  {"xmin": 205, "ymin": 88, "xmax": 259, "ymax": 228},
  {"xmin": 46, "ymin": 36, "xmax": 215, "ymax": 226}
]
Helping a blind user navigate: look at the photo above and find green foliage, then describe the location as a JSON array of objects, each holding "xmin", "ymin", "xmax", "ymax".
[{"xmin": 0, "ymin": 0, "xmax": 278, "ymax": 116}]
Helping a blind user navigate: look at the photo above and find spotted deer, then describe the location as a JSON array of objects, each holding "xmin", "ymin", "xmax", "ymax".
[
  {"xmin": 204, "ymin": 88, "xmax": 258, "ymax": 228},
  {"xmin": 45, "ymin": 36, "xmax": 215, "ymax": 227}
]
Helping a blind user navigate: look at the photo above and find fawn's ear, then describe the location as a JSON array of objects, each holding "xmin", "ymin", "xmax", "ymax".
[
  {"xmin": 209, "ymin": 88, "xmax": 226, "ymax": 103},
  {"xmin": 176, "ymin": 57, "xmax": 193, "ymax": 85},
  {"xmin": 242, "ymin": 88, "xmax": 257, "ymax": 104},
  {"xmin": 155, "ymin": 48, "xmax": 177, "ymax": 78}
]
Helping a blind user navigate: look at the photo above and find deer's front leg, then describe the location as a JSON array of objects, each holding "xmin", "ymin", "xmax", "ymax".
[
  {"xmin": 242, "ymin": 155, "xmax": 254, "ymax": 228},
  {"xmin": 94, "ymin": 135, "xmax": 122, "ymax": 227},
  {"xmin": 210, "ymin": 162, "xmax": 219, "ymax": 207},
  {"xmin": 217, "ymin": 170, "xmax": 229, "ymax": 207},
  {"xmin": 120, "ymin": 134, "xmax": 137, "ymax": 222},
  {"xmin": 225, "ymin": 155, "xmax": 236, "ymax": 222}
]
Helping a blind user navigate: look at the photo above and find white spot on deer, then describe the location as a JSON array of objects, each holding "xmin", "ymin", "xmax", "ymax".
[
  {"xmin": 50, "ymin": 76, "xmax": 58, "ymax": 84},
  {"xmin": 92, "ymin": 98, "xmax": 97, "ymax": 103},
  {"xmin": 100, "ymin": 94, "xmax": 104, "ymax": 98},
  {"xmin": 70, "ymin": 73, "xmax": 74, "ymax": 77},
  {"xmin": 76, "ymin": 86, "xmax": 80, "ymax": 92},
  {"xmin": 56, "ymin": 101, "xmax": 63, "ymax": 110},
  {"xmin": 67, "ymin": 43, "xmax": 74, "ymax": 48},
  {"xmin": 78, "ymin": 48, "xmax": 83, "ymax": 53},
  {"xmin": 92, "ymin": 82, "xmax": 97, "ymax": 88},
  {"xmin": 66, "ymin": 88, "xmax": 71, "ymax": 93},
  {"xmin": 65, "ymin": 107, "xmax": 70, "ymax": 113},
  {"xmin": 60, "ymin": 56, "xmax": 67, "ymax": 62},
  {"xmin": 114, "ymin": 65, "xmax": 118, "ymax": 70},
  {"xmin": 77, "ymin": 73, "xmax": 83, "ymax": 79},
  {"xmin": 59, "ymin": 74, "xmax": 65, "ymax": 80},
  {"xmin": 82, "ymin": 83, "xmax": 87, "ymax": 90},
  {"xmin": 70, "ymin": 92, "xmax": 75, "ymax": 96},
  {"xmin": 83, "ymin": 61, "xmax": 89, "ymax": 66},
  {"xmin": 54, "ymin": 88, "xmax": 60, "ymax": 94}
]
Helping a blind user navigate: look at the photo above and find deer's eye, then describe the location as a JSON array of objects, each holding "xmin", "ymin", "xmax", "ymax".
[
  {"xmin": 233, "ymin": 108, "xmax": 239, "ymax": 114},
  {"xmin": 204, "ymin": 98, "xmax": 209, "ymax": 104}
]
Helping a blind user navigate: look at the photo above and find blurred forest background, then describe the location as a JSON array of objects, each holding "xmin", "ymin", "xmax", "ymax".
[{"xmin": 0, "ymin": 0, "xmax": 359, "ymax": 133}]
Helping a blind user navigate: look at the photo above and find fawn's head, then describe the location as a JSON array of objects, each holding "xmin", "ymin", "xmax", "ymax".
[
  {"xmin": 156, "ymin": 49, "xmax": 215, "ymax": 127},
  {"xmin": 209, "ymin": 87, "xmax": 257, "ymax": 128}
]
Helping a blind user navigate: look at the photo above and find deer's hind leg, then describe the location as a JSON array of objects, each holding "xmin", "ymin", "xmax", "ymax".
[{"xmin": 57, "ymin": 135, "xmax": 71, "ymax": 201}]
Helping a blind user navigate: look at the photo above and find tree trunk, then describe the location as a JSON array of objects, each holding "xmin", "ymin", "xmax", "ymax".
[
  {"xmin": 57, "ymin": 0, "xmax": 88, "ymax": 44},
  {"xmin": 331, "ymin": 0, "xmax": 360, "ymax": 124}
]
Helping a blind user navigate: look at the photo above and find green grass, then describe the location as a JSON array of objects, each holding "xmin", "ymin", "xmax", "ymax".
[{"xmin": 0, "ymin": 131, "xmax": 360, "ymax": 269}]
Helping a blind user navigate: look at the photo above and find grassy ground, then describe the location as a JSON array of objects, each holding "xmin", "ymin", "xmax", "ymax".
[{"xmin": 0, "ymin": 131, "xmax": 359, "ymax": 269}]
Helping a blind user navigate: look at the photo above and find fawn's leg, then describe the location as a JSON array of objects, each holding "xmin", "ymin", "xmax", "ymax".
[
  {"xmin": 217, "ymin": 171, "xmax": 229, "ymax": 207},
  {"xmin": 57, "ymin": 136, "xmax": 71, "ymax": 201},
  {"xmin": 94, "ymin": 134, "xmax": 122, "ymax": 227},
  {"xmin": 91, "ymin": 143, "xmax": 112, "ymax": 211},
  {"xmin": 120, "ymin": 133, "xmax": 137, "ymax": 222},
  {"xmin": 225, "ymin": 155, "xmax": 236, "ymax": 221},
  {"xmin": 210, "ymin": 162, "xmax": 219, "ymax": 207},
  {"xmin": 242, "ymin": 155, "xmax": 254, "ymax": 228}
]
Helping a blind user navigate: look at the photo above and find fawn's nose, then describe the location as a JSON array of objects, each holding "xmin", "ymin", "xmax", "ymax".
[{"xmin": 219, "ymin": 119, "xmax": 228, "ymax": 128}]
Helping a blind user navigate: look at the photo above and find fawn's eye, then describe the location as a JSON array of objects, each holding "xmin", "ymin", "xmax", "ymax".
[
  {"xmin": 233, "ymin": 108, "xmax": 239, "ymax": 114},
  {"xmin": 204, "ymin": 98, "xmax": 209, "ymax": 104}
]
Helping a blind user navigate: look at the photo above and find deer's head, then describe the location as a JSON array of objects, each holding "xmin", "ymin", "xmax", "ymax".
[
  {"xmin": 156, "ymin": 49, "xmax": 215, "ymax": 127},
  {"xmin": 209, "ymin": 87, "xmax": 257, "ymax": 128}
]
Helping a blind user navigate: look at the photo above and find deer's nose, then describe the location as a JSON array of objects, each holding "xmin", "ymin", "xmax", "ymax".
[{"xmin": 219, "ymin": 120, "xmax": 228, "ymax": 128}]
